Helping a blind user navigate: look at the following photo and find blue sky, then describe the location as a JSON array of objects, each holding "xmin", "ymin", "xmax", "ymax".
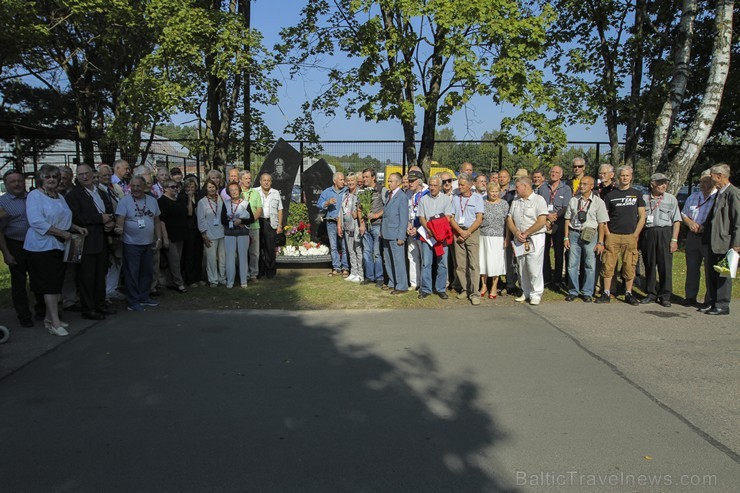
[{"xmin": 173, "ymin": 1, "xmax": 611, "ymax": 143}]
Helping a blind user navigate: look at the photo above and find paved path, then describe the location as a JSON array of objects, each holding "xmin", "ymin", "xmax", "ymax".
[{"xmin": 0, "ymin": 305, "xmax": 738, "ymax": 492}]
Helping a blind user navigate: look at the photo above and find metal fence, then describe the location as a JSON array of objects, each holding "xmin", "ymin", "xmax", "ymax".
[{"xmin": 2, "ymin": 139, "xmax": 737, "ymax": 186}]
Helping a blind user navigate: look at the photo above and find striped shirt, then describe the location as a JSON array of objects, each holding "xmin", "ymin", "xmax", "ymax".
[{"xmin": 0, "ymin": 192, "xmax": 30, "ymax": 241}]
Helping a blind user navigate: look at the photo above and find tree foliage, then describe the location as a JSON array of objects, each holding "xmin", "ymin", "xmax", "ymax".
[{"xmin": 278, "ymin": 0, "xmax": 565, "ymax": 175}]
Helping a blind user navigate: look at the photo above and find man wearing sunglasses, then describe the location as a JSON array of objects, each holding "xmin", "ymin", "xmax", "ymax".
[{"xmin": 571, "ymin": 158, "xmax": 587, "ymax": 195}]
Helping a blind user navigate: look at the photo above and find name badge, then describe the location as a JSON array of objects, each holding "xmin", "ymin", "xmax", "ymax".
[
  {"xmin": 646, "ymin": 214, "xmax": 654, "ymax": 226},
  {"xmin": 213, "ymin": 217, "xmax": 220, "ymax": 226},
  {"xmin": 228, "ymin": 220, "xmax": 234, "ymax": 229},
  {"xmin": 457, "ymin": 214, "xmax": 466, "ymax": 227},
  {"xmin": 137, "ymin": 219, "xmax": 146, "ymax": 229},
  {"xmin": 547, "ymin": 204, "xmax": 554, "ymax": 213}
]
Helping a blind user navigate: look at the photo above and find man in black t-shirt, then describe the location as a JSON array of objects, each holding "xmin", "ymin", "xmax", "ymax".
[{"xmin": 595, "ymin": 166, "xmax": 646, "ymax": 305}]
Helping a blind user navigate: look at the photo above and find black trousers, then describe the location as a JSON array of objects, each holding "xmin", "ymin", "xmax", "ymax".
[
  {"xmin": 640, "ymin": 226, "xmax": 673, "ymax": 299},
  {"xmin": 76, "ymin": 250, "xmax": 108, "ymax": 312},
  {"xmin": 259, "ymin": 218, "xmax": 277, "ymax": 278},
  {"xmin": 182, "ymin": 227, "xmax": 204, "ymax": 285},
  {"xmin": 705, "ymin": 250, "xmax": 732, "ymax": 310},
  {"xmin": 504, "ymin": 242, "xmax": 518, "ymax": 291},
  {"xmin": 5, "ymin": 237, "xmax": 44, "ymax": 322},
  {"xmin": 544, "ymin": 219, "xmax": 566, "ymax": 285}
]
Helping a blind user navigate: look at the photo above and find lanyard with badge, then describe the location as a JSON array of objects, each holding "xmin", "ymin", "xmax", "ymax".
[
  {"xmin": 208, "ymin": 198, "xmax": 220, "ymax": 225},
  {"xmin": 457, "ymin": 195, "xmax": 471, "ymax": 226},
  {"xmin": 646, "ymin": 195, "xmax": 663, "ymax": 226},
  {"xmin": 548, "ymin": 185, "xmax": 558, "ymax": 213},
  {"xmin": 228, "ymin": 199, "xmax": 242, "ymax": 229},
  {"xmin": 690, "ymin": 194, "xmax": 714, "ymax": 222},
  {"xmin": 133, "ymin": 197, "xmax": 149, "ymax": 228}
]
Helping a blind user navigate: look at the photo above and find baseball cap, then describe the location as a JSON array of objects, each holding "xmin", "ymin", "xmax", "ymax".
[
  {"xmin": 408, "ymin": 170, "xmax": 424, "ymax": 181},
  {"xmin": 650, "ymin": 173, "xmax": 669, "ymax": 182}
]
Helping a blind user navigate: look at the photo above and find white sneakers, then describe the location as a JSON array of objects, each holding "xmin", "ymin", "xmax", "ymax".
[
  {"xmin": 345, "ymin": 274, "xmax": 363, "ymax": 283},
  {"xmin": 529, "ymin": 296, "xmax": 541, "ymax": 306},
  {"xmin": 515, "ymin": 295, "xmax": 527, "ymax": 302}
]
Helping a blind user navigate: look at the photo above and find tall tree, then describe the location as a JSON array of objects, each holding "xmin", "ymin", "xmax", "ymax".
[
  {"xmin": 658, "ymin": 0, "xmax": 735, "ymax": 194},
  {"xmin": 278, "ymin": 0, "xmax": 563, "ymax": 175}
]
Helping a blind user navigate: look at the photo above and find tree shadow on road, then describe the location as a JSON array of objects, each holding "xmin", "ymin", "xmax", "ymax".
[{"xmin": 0, "ymin": 311, "xmax": 517, "ymax": 492}]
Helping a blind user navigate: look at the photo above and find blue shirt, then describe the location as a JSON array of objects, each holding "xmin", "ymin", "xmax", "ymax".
[
  {"xmin": 681, "ymin": 190, "xmax": 716, "ymax": 226},
  {"xmin": 451, "ymin": 192, "xmax": 484, "ymax": 228},
  {"xmin": 537, "ymin": 181, "xmax": 573, "ymax": 218},
  {"xmin": 0, "ymin": 192, "xmax": 30, "ymax": 242},
  {"xmin": 318, "ymin": 186, "xmax": 347, "ymax": 220}
]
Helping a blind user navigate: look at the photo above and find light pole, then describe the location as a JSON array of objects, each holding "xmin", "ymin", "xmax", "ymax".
[{"xmin": 243, "ymin": 0, "xmax": 251, "ymax": 171}]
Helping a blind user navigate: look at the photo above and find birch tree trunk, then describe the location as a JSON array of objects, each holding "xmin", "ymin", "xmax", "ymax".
[
  {"xmin": 650, "ymin": 0, "xmax": 697, "ymax": 175},
  {"xmin": 665, "ymin": 0, "xmax": 734, "ymax": 195}
]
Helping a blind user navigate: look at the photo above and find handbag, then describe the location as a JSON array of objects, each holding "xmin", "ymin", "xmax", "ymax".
[
  {"xmin": 275, "ymin": 232, "xmax": 287, "ymax": 247},
  {"xmin": 580, "ymin": 227, "xmax": 597, "ymax": 243}
]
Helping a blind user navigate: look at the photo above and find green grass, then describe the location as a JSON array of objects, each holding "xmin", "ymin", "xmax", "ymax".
[{"xmin": 0, "ymin": 252, "xmax": 737, "ymax": 311}]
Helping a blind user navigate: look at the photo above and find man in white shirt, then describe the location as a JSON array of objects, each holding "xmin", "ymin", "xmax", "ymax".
[
  {"xmin": 257, "ymin": 172, "xmax": 284, "ymax": 279},
  {"xmin": 506, "ymin": 176, "xmax": 549, "ymax": 305}
]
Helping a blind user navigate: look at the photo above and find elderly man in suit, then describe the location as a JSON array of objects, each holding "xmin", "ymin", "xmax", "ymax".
[
  {"xmin": 381, "ymin": 172, "xmax": 410, "ymax": 294},
  {"xmin": 65, "ymin": 164, "xmax": 117, "ymax": 320},
  {"xmin": 700, "ymin": 163, "xmax": 740, "ymax": 316}
]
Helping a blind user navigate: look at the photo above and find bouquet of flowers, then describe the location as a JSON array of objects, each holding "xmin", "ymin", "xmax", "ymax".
[
  {"xmin": 284, "ymin": 220, "xmax": 311, "ymax": 247},
  {"xmin": 713, "ymin": 249, "xmax": 739, "ymax": 278},
  {"xmin": 357, "ymin": 187, "xmax": 375, "ymax": 220}
]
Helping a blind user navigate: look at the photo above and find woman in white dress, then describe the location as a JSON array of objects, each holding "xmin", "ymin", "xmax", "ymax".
[{"xmin": 479, "ymin": 182, "xmax": 510, "ymax": 299}]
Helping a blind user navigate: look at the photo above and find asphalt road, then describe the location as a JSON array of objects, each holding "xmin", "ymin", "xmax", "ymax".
[{"xmin": 0, "ymin": 306, "xmax": 738, "ymax": 492}]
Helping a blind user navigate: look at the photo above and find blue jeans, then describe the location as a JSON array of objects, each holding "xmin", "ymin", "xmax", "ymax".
[
  {"xmin": 122, "ymin": 242, "xmax": 154, "ymax": 306},
  {"xmin": 567, "ymin": 230, "xmax": 596, "ymax": 296},
  {"xmin": 326, "ymin": 220, "xmax": 348, "ymax": 271},
  {"xmin": 362, "ymin": 223, "xmax": 382, "ymax": 281},
  {"xmin": 383, "ymin": 239, "xmax": 409, "ymax": 291},
  {"xmin": 421, "ymin": 241, "xmax": 448, "ymax": 294}
]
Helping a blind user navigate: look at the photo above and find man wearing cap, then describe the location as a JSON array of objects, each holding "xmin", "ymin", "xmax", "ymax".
[
  {"xmin": 406, "ymin": 170, "xmax": 428, "ymax": 290},
  {"xmin": 700, "ymin": 163, "xmax": 740, "ymax": 316},
  {"xmin": 537, "ymin": 165, "xmax": 573, "ymax": 290},
  {"xmin": 681, "ymin": 174, "xmax": 716, "ymax": 306},
  {"xmin": 639, "ymin": 173, "xmax": 681, "ymax": 306},
  {"xmin": 595, "ymin": 165, "xmax": 645, "ymax": 305}
]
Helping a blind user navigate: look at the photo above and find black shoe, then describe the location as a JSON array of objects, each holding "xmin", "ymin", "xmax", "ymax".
[
  {"xmin": 582, "ymin": 295, "xmax": 593, "ymax": 303},
  {"xmin": 639, "ymin": 296, "xmax": 656, "ymax": 305},
  {"xmin": 682, "ymin": 298, "xmax": 697, "ymax": 306},
  {"xmin": 418, "ymin": 292, "xmax": 430, "ymax": 299},
  {"xmin": 149, "ymin": 290, "xmax": 162, "ymax": 297},
  {"xmin": 360, "ymin": 279, "xmax": 374, "ymax": 286},
  {"xmin": 657, "ymin": 298, "xmax": 672, "ymax": 308},
  {"xmin": 565, "ymin": 294, "xmax": 577, "ymax": 302},
  {"xmin": 625, "ymin": 292, "xmax": 640, "ymax": 306},
  {"xmin": 437, "ymin": 291, "xmax": 449, "ymax": 300},
  {"xmin": 697, "ymin": 304, "xmax": 714, "ymax": 313},
  {"xmin": 705, "ymin": 307, "xmax": 729, "ymax": 315},
  {"xmin": 97, "ymin": 307, "xmax": 117, "ymax": 315},
  {"xmin": 81, "ymin": 311, "xmax": 106, "ymax": 320},
  {"xmin": 63, "ymin": 304, "xmax": 82, "ymax": 312},
  {"xmin": 594, "ymin": 293, "xmax": 610, "ymax": 304},
  {"xmin": 376, "ymin": 281, "xmax": 384, "ymax": 288},
  {"xmin": 20, "ymin": 318, "xmax": 34, "ymax": 328}
]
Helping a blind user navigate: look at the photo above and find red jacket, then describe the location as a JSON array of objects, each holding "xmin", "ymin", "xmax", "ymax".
[{"xmin": 425, "ymin": 215, "xmax": 454, "ymax": 256}]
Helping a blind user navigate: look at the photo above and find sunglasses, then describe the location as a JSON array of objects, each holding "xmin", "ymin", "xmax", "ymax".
[
  {"xmin": 573, "ymin": 165, "xmax": 584, "ymax": 169},
  {"xmin": 442, "ymin": 179, "xmax": 453, "ymax": 184}
]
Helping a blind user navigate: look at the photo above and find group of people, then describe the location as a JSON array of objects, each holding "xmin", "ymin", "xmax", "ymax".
[
  {"xmin": 1, "ymin": 156, "xmax": 737, "ymax": 336},
  {"xmin": 317, "ymin": 160, "xmax": 738, "ymax": 315},
  {"xmin": 0, "ymin": 160, "xmax": 286, "ymax": 335}
]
